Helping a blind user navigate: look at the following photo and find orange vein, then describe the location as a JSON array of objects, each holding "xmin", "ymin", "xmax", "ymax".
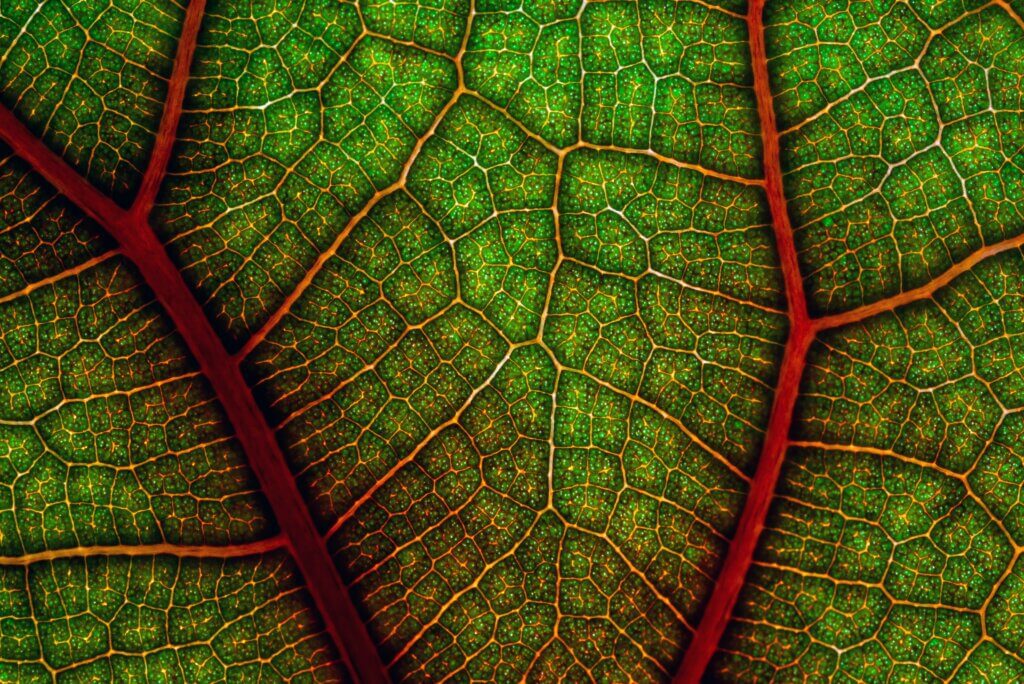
[
  {"xmin": 0, "ymin": 537, "xmax": 287, "ymax": 566},
  {"xmin": 814, "ymin": 232, "xmax": 1024, "ymax": 332}
]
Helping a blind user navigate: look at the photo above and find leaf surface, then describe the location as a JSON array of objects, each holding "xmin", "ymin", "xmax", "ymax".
[{"xmin": 1, "ymin": 0, "xmax": 1024, "ymax": 681}]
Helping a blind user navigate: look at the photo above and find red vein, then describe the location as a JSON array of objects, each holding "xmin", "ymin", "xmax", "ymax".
[
  {"xmin": 0, "ymin": 103, "xmax": 388, "ymax": 684},
  {"xmin": 132, "ymin": 0, "xmax": 207, "ymax": 220},
  {"xmin": 674, "ymin": 1, "xmax": 1024, "ymax": 676},
  {"xmin": 675, "ymin": 0, "xmax": 812, "ymax": 679},
  {"xmin": 0, "ymin": 107, "xmax": 128, "ymax": 232}
]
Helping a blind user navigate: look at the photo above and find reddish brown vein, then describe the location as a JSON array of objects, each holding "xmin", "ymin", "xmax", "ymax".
[
  {"xmin": 0, "ymin": 99, "xmax": 387, "ymax": 684},
  {"xmin": 4, "ymin": 2, "xmax": 383, "ymax": 678},
  {"xmin": 672, "ymin": 3, "xmax": 1024, "ymax": 678},
  {"xmin": 675, "ymin": 0, "xmax": 812, "ymax": 679},
  {"xmin": 132, "ymin": 0, "xmax": 207, "ymax": 220}
]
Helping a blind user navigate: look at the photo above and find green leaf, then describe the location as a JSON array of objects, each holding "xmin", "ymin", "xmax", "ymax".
[{"xmin": 1, "ymin": 0, "xmax": 1024, "ymax": 680}]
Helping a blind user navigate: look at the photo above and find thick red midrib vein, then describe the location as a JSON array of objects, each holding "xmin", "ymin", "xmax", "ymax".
[
  {"xmin": 0, "ymin": 104, "xmax": 387, "ymax": 684},
  {"xmin": 115, "ymin": 224, "xmax": 388, "ymax": 684},
  {"xmin": 675, "ymin": 0, "xmax": 811, "ymax": 680}
]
